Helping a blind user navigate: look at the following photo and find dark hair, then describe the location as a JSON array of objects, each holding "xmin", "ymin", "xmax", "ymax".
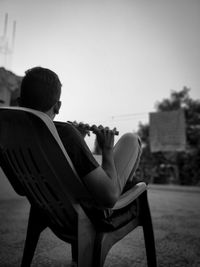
[{"xmin": 20, "ymin": 67, "xmax": 62, "ymax": 112}]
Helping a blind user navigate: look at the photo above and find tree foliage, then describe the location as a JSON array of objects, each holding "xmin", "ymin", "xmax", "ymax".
[{"xmin": 137, "ymin": 87, "xmax": 200, "ymax": 185}]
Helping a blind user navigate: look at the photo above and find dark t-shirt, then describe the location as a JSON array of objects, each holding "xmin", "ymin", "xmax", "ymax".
[{"xmin": 54, "ymin": 121, "xmax": 99, "ymax": 178}]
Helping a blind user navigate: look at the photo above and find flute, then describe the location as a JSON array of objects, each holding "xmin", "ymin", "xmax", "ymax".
[{"xmin": 67, "ymin": 121, "xmax": 119, "ymax": 136}]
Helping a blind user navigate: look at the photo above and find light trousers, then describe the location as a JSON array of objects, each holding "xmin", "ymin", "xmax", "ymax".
[{"xmin": 113, "ymin": 133, "xmax": 142, "ymax": 194}]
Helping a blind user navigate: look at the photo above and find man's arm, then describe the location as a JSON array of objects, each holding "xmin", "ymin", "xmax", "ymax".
[{"xmin": 83, "ymin": 126, "xmax": 120, "ymax": 208}]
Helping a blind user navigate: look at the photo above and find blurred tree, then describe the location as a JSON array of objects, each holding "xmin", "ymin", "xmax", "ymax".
[{"xmin": 137, "ymin": 87, "xmax": 200, "ymax": 185}]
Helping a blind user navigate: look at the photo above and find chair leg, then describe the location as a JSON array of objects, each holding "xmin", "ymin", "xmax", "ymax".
[
  {"xmin": 71, "ymin": 241, "xmax": 78, "ymax": 263},
  {"xmin": 140, "ymin": 191, "xmax": 157, "ymax": 267},
  {"xmin": 21, "ymin": 205, "xmax": 48, "ymax": 267},
  {"xmin": 76, "ymin": 206, "xmax": 96, "ymax": 267},
  {"xmin": 93, "ymin": 233, "xmax": 110, "ymax": 267}
]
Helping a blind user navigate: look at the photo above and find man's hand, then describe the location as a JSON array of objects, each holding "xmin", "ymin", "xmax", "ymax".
[
  {"xmin": 68, "ymin": 121, "xmax": 90, "ymax": 138},
  {"xmin": 92, "ymin": 125, "xmax": 116, "ymax": 151}
]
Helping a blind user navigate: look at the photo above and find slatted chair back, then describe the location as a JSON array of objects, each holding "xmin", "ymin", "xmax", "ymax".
[{"xmin": 0, "ymin": 107, "xmax": 94, "ymax": 236}]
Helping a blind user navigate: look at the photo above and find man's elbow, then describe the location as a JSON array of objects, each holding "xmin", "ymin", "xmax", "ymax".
[
  {"xmin": 83, "ymin": 167, "xmax": 120, "ymax": 208},
  {"xmin": 101, "ymin": 190, "xmax": 119, "ymax": 208}
]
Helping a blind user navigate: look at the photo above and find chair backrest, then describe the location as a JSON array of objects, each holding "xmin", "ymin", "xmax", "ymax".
[{"xmin": 0, "ymin": 107, "xmax": 94, "ymax": 232}]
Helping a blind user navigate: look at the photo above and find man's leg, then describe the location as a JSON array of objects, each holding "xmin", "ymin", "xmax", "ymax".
[{"xmin": 113, "ymin": 133, "xmax": 142, "ymax": 194}]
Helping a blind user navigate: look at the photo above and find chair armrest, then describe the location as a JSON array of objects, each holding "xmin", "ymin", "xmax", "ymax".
[{"xmin": 112, "ymin": 182, "xmax": 147, "ymax": 210}]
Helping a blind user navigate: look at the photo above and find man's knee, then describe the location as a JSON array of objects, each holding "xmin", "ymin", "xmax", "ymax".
[{"xmin": 120, "ymin": 132, "xmax": 141, "ymax": 150}]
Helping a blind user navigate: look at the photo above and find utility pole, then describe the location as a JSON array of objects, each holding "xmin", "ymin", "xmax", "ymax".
[{"xmin": 0, "ymin": 13, "xmax": 16, "ymax": 70}]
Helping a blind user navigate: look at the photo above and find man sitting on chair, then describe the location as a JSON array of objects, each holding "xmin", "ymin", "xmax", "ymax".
[{"xmin": 19, "ymin": 66, "xmax": 142, "ymax": 208}]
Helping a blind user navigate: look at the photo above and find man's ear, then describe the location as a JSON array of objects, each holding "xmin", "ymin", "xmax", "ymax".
[{"xmin": 54, "ymin": 100, "xmax": 61, "ymax": 114}]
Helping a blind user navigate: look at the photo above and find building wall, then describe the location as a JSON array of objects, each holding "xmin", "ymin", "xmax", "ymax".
[
  {"xmin": 0, "ymin": 67, "xmax": 22, "ymax": 106},
  {"xmin": 0, "ymin": 68, "xmax": 22, "ymax": 199},
  {"xmin": 0, "ymin": 84, "xmax": 11, "ymax": 106}
]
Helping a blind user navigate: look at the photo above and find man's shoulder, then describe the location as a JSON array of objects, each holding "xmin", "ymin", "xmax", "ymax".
[
  {"xmin": 54, "ymin": 121, "xmax": 82, "ymax": 140},
  {"xmin": 54, "ymin": 121, "xmax": 75, "ymax": 132}
]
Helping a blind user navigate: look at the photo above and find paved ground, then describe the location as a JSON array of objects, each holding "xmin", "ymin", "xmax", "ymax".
[{"xmin": 0, "ymin": 182, "xmax": 200, "ymax": 266}]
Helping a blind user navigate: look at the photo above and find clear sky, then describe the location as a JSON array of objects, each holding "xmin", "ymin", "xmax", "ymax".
[{"xmin": 0, "ymin": 0, "xmax": 200, "ymax": 147}]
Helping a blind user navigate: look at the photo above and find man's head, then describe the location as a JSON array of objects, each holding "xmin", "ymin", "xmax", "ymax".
[{"xmin": 19, "ymin": 67, "xmax": 62, "ymax": 119}]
